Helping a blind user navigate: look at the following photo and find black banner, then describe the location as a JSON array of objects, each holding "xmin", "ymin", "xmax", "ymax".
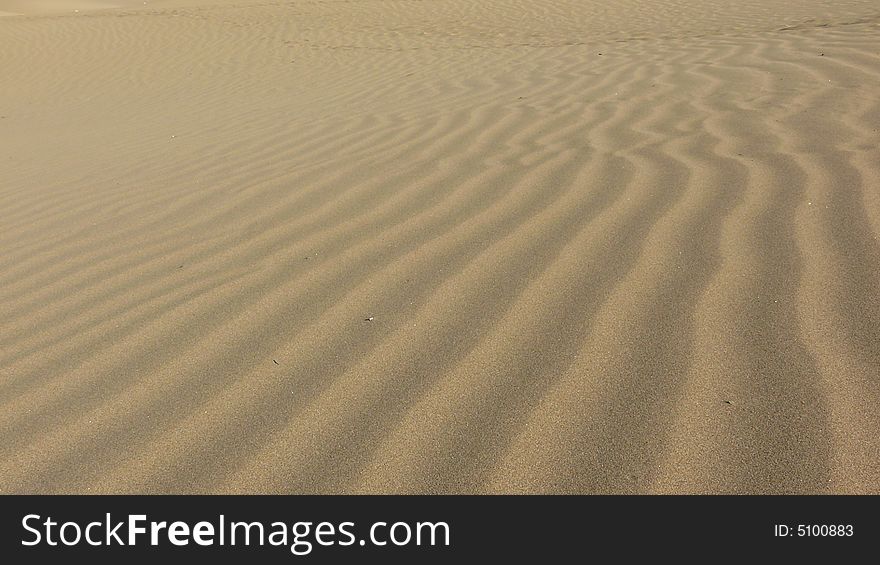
[{"xmin": 2, "ymin": 496, "xmax": 875, "ymax": 561}]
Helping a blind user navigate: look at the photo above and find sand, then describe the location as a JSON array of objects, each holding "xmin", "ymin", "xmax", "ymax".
[{"xmin": 1, "ymin": 0, "xmax": 879, "ymax": 494}]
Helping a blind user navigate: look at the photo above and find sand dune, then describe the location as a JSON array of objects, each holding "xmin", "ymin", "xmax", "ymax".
[{"xmin": 1, "ymin": 0, "xmax": 879, "ymax": 494}]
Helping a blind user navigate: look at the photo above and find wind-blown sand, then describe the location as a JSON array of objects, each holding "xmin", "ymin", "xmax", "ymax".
[{"xmin": 1, "ymin": 0, "xmax": 879, "ymax": 494}]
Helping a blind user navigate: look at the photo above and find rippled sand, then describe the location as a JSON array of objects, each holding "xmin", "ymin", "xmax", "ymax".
[{"xmin": 1, "ymin": 0, "xmax": 879, "ymax": 494}]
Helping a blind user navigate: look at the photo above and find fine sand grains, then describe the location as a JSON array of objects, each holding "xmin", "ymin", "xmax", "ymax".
[{"xmin": 1, "ymin": 0, "xmax": 879, "ymax": 493}]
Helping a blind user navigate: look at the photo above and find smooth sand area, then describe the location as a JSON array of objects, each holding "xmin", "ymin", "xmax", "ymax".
[
  {"xmin": 1, "ymin": 0, "xmax": 879, "ymax": 494},
  {"xmin": 0, "ymin": 1, "xmax": 142, "ymax": 15}
]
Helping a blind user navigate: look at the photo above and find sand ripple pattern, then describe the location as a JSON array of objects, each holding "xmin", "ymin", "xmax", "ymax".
[{"xmin": 1, "ymin": 0, "xmax": 879, "ymax": 493}]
